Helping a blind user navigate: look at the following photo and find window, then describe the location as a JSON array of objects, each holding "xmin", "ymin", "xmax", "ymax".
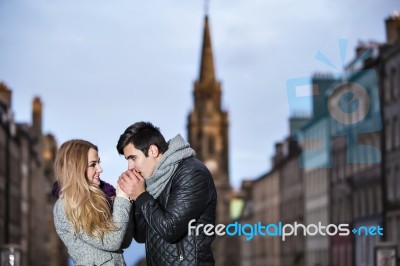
[
  {"xmin": 385, "ymin": 71, "xmax": 392, "ymax": 103},
  {"xmin": 368, "ymin": 187, "xmax": 374, "ymax": 215},
  {"xmin": 0, "ymin": 142, "xmax": 3, "ymax": 176},
  {"xmin": 376, "ymin": 186, "xmax": 382, "ymax": 213},
  {"xmin": 360, "ymin": 191, "xmax": 366, "ymax": 217},
  {"xmin": 386, "ymin": 120, "xmax": 392, "ymax": 152},
  {"xmin": 391, "ymin": 67, "xmax": 397, "ymax": 99},
  {"xmin": 398, "ymin": 63, "xmax": 400, "ymax": 98},
  {"xmin": 387, "ymin": 168, "xmax": 394, "ymax": 202},
  {"xmin": 395, "ymin": 116, "xmax": 400, "ymax": 149},
  {"xmin": 393, "ymin": 116, "xmax": 398, "ymax": 150},
  {"xmin": 397, "ymin": 216, "xmax": 400, "ymax": 254},
  {"xmin": 208, "ymin": 135, "xmax": 215, "ymax": 155},
  {"xmin": 395, "ymin": 165, "xmax": 400, "ymax": 201},
  {"xmin": 354, "ymin": 192, "xmax": 359, "ymax": 218}
]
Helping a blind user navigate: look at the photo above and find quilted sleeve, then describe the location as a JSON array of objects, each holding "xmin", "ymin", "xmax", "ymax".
[{"xmin": 135, "ymin": 165, "xmax": 212, "ymax": 243}]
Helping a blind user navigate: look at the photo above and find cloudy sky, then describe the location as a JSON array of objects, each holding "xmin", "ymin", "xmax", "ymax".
[{"xmin": 1, "ymin": 0, "xmax": 398, "ymax": 264}]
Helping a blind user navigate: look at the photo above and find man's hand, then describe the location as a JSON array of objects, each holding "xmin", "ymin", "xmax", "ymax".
[{"xmin": 118, "ymin": 170, "xmax": 146, "ymax": 201}]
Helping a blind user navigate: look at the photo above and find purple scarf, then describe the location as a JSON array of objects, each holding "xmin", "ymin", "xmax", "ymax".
[{"xmin": 52, "ymin": 180, "xmax": 116, "ymax": 210}]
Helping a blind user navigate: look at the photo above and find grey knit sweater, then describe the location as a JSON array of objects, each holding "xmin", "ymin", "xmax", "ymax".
[{"xmin": 53, "ymin": 196, "xmax": 133, "ymax": 265}]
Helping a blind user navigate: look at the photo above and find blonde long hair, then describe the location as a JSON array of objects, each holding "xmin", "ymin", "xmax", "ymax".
[{"xmin": 54, "ymin": 139, "xmax": 115, "ymax": 240}]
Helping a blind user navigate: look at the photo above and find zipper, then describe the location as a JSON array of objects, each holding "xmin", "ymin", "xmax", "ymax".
[{"xmin": 177, "ymin": 242, "xmax": 184, "ymax": 261}]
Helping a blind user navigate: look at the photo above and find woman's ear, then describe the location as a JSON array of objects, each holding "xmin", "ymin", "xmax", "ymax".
[{"xmin": 149, "ymin": 144, "xmax": 160, "ymax": 157}]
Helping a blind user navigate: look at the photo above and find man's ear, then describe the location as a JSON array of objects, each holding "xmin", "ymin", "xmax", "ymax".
[{"xmin": 149, "ymin": 144, "xmax": 160, "ymax": 157}]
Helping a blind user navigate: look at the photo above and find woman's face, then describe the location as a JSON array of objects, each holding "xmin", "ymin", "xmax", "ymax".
[{"xmin": 86, "ymin": 148, "xmax": 102, "ymax": 186}]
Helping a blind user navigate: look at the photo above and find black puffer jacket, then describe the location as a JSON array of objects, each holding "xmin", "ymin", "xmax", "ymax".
[{"xmin": 133, "ymin": 156, "xmax": 217, "ymax": 265}]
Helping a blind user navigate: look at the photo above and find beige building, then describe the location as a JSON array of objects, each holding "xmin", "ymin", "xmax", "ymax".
[
  {"xmin": 238, "ymin": 145, "xmax": 283, "ymax": 266},
  {"xmin": 231, "ymin": 13, "xmax": 400, "ymax": 266},
  {"xmin": 0, "ymin": 82, "xmax": 67, "ymax": 266},
  {"xmin": 254, "ymin": 168, "xmax": 280, "ymax": 266},
  {"xmin": 301, "ymin": 117, "xmax": 331, "ymax": 266},
  {"xmin": 279, "ymin": 137, "xmax": 305, "ymax": 266},
  {"xmin": 236, "ymin": 180, "xmax": 254, "ymax": 266}
]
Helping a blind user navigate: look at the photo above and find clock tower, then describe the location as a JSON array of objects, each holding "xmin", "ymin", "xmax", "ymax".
[{"xmin": 187, "ymin": 15, "xmax": 231, "ymax": 265}]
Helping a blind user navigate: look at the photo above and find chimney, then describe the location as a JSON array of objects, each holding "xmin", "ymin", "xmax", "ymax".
[
  {"xmin": 32, "ymin": 97, "xmax": 42, "ymax": 137},
  {"xmin": 385, "ymin": 11, "xmax": 400, "ymax": 44},
  {"xmin": 272, "ymin": 142, "xmax": 285, "ymax": 167},
  {"xmin": 355, "ymin": 42, "xmax": 367, "ymax": 57},
  {"xmin": 275, "ymin": 142, "xmax": 283, "ymax": 155},
  {"xmin": 0, "ymin": 82, "xmax": 12, "ymax": 108}
]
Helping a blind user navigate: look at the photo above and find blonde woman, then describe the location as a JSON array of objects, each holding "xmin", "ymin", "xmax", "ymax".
[{"xmin": 53, "ymin": 139, "xmax": 133, "ymax": 265}]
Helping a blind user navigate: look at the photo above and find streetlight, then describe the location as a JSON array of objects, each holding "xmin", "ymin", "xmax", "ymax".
[{"xmin": 1, "ymin": 245, "xmax": 21, "ymax": 266}]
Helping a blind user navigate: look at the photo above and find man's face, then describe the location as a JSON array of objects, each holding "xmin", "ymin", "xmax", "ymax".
[{"xmin": 123, "ymin": 143, "xmax": 158, "ymax": 178}]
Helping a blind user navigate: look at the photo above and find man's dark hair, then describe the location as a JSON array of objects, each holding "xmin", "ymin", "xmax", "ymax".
[{"xmin": 117, "ymin": 121, "xmax": 168, "ymax": 157}]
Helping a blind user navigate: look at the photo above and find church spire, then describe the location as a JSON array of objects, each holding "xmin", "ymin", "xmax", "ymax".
[{"xmin": 199, "ymin": 15, "xmax": 216, "ymax": 83}]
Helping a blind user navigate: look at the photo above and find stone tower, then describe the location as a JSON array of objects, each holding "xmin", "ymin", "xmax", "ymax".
[{"xmin": 187, "ymin": 15, "xmax": 231, "ymax": 265}]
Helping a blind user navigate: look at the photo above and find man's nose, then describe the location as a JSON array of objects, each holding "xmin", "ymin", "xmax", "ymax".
[{"xmin": 128, "ymin": 161, "xmax": 135, "ymax": 170}]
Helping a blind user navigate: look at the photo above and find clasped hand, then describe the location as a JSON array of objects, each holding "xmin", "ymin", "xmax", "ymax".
[{"xmin": 117, "ymin": 170, "xmax": 146, "ymax": 201}]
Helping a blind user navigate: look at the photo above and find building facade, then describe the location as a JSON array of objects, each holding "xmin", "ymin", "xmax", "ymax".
[
  {"xmin": 251, "ymin": 168, "xmax": 281, "ymax": 266},
  {"xmin": 279, "ymin": 137, "xmax": 304, "ymax": 266},
  {"xmin": 185, "ymin": 12, "xmax": 400, "ymax": 266},
  {"xmin": 0, "ymin": 82, "xmax": 67, "ymax": 266},
  {"xmin": 300, "ymin": 75, "xmax": 336, "ymax": 266},
  {"xmin": 381, "ymin": 13, "xmax": 400, "ymax": 262}
]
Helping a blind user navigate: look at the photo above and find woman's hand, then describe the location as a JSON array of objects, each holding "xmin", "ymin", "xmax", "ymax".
[{"xmin": 116, "ymin": 183, "xmax": 129, "ymax": 200}]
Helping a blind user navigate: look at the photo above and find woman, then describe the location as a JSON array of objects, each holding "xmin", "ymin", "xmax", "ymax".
[{"xmin": 53, "ymin": 139, "xmax": 133, "ymax": 265}]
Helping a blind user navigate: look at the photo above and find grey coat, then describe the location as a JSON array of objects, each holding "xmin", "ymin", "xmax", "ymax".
[{"xmin": 53, "ymin": 196, "xmax": 133, "ymax": 266}]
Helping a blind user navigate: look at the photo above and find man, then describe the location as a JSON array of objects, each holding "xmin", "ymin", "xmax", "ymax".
[{"xmin": 117, "ymin": 121, "xmax": 217, "ymax": 265}]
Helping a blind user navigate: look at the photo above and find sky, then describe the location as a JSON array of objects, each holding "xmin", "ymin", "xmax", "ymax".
[{"xmin": 1, "ymin": 0, "xmax": 399, "ymax": 265}]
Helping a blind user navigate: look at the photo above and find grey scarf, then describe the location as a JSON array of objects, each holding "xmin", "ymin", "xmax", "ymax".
[{"xmin": 145, "ymin": 134, "xmax": 195, "ymax": 199}]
